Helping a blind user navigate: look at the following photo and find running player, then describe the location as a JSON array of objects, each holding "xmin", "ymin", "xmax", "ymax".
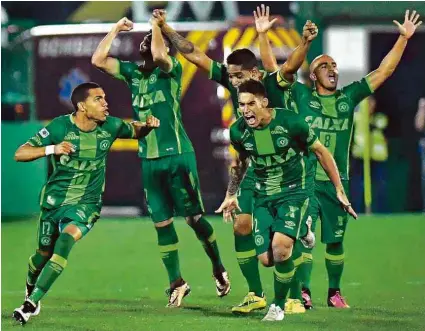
[
  {"xmin": 216, "ymin": 79, "xmax": 356, "ymax": 321},
  {"xmin": 259, "ymin": 10, "xmax": 422, "ymax": 308},
  {"xmin": 92, "ymin": 17, "xmax": 230, "ymax": 307},
  {"xmin": 12, "ymin": 82, "xmax": 159, "ymax": 325},
  {"xmin": 153, "ymin": 5, "xmax": 318, "ymax": 313}
]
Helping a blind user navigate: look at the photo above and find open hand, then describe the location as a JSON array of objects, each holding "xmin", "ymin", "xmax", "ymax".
[
  {"xmin": 254, "ymin": 4, "xmax": 278, "ymax": 33},
  {"xmin": 393, "ymin": 10, "xmax": 422, "ymax": 39},
  {"xmin": 215, "ymin": 195, "xmax": 241, "ymax": 223},
  {"xmin": 54, "ymin": 141, "xmax": 75, "ymax": 156}
]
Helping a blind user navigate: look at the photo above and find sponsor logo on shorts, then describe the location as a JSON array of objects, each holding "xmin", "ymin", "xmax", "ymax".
[
  {"xmin": 255, "ymin": 182, "xmax": 261, "ymax": 190},
  {"xmin": 285, "ymin": 206, "xmax": 299, "ymax": 218},
  {"xmin": 338, "ymin": 102, "xmax": 349, "ymax": 112},
  {"xmin": 255, "ymin": 235, "xmax": 264, "ymax": 246},
  {"xmin": 46, "ymin": 195, "xmax": 56, "ymax": 206},
  {"xmin": 285, "ymin": 220, "xmax": 296, "ymax": 229},
  {"xmin": 244, "ymin": 143, "xmax": 254, "ymax": 150},
  {"xmin": 271, "ymin": 126, "xmax": 287, "ymax": 134},
  {"xmin": 100, "ymin": 140, "xmax": 110, "ymax": 151},
  {"xmin": 277, "ymin": 137, "xmax": 288, "ymax": 147},
  {"xmin": 335, "ymin": 229, "xmax": 344, "ymax": 237},
  {"xmin": 41, "ymin": 236, "xmax": 51, "ymax": 245},
  {"xmin": 39, "ymin": 128, "xmax": 50, "ymax": 138},
  {"xmin": 97, "ymin": 131, "xmax": 111, "ymax": 138},
  {"xmin": 76, "ymin": 209, "xmax": 87, "ymax": 220}
]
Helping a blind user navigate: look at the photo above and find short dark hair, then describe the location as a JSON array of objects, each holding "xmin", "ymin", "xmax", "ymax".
[
  {"xmin": 226, "ymin": 49, "xmax": 257, "ymax": 70},
  {"xmin": 238, "ymin": 79, "xmax": 267, "ymax": 98},
  {"xmin": 71, "ymin": 82, "xmax": 101, "ymax": 111}
]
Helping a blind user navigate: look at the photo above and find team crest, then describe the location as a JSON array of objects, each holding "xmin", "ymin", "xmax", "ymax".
[
  {"xmin": 100, "ymin": 140, "xmax": 110, "ymax": 151},
  {"xmin": 41, "ymin": 237, "xmax": 51, "ymax": 245},
  {"xmin": 255, "ymin": 235, "xmax": 264, "ymax": 246},
  {"xmin": 149, "ymin": 74, "xmax": 157, "ymax": 84},
  {"xmin": 338, "ymin": 102, "xmax": 349, "ymax": 112},
  {"xmin": 277, "ymin": 137, "xmax": 288, "ymax": 147}
]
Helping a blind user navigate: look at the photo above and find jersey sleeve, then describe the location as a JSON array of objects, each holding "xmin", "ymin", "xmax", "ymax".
[
  {"xmin": 116, "ymin": 120, "xmax": 136, "ymax": 139},
  {"xmin": 290, "ymin": 117, "xmax": 318, "ymax": 149},
  {"xmin": 27, "ymin": 118, "xmax": 62, "ymax": 147},
  {"xmin": 162, "ymin": 56, "xmax": 182, "ymax": 78},
  {"xmin": 343, "ymin": 77, "xmax": 374, "ymax": 106},
  {"xmin": 229, "ymin": 123, "xmax": 245, "ymax": 154},
  {"xmin": 115, "ymin": 60, "xmax": 138, "ymax": 83},
  {"xmin": 209, "ymin": 60, "xmax": 231, "ymax": 89}
]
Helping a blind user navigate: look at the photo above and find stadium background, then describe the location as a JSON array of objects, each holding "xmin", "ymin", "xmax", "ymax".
[{"xmin": 2, "ymin": 2, "xmax": 425, "ymax": 331}]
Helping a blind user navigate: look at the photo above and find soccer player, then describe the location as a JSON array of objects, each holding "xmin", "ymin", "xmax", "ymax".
[
  {"xmin": 12, "ymin": 82, "xmax": 160, "ymax": 325},
  {"xmin": 216, "ymin": 80, "xmax": 356, "ymax": 321},
  {"xmin": 92, "ymin": 17, "xmax": 230, "ymax": 307},
  {"xmin": 153, "ymin": 5, "xmax": 318, "ymax": 313},
  {"xmin": 259, "ymin": 10, "xmax": 422, "ymax": 308}
]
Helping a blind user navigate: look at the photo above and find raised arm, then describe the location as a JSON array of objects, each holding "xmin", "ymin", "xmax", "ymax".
[
  {"xmin": 15, "ymin": 142, "xmax": 74, "ymax": 162},
  {"xmin": 415, "ymin": 98, "xmax": 425, "ymax": 132},
  {"xmin": 153, "ymin": 9, "xmax": 213, "ymax": 74},
  {"xmin": 215, "ymin": 151, "xmax": 250, "ymax": 222},
  {"xmin": 255, "ymin": 4, "xmax": 318, "ymax": 82},
  {"xmin": 150, "ymin": 16, "xmax": 173, "ymax": 72},
  {"xmin": 367, "ymin": 10, "xmax": 422, "ymax": 91},
  {"xmin": 310, "ymin": 140, "xmax": 357, "ymax": 219},
  {"xmin": 91, "ymin": 17, "xmax": 133, "ymax": 76}
]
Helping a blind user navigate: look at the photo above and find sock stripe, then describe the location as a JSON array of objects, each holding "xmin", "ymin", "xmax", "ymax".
[
  {"xmin": 236, "ymin": 249, "xmax": 256, "ymax": 259},
  {"xmin": 274, "ymin": 268, "xmax": 295, "ymax": 281},
  {"xmin": 28, "ymin": 257, "xmax": 37, "ymax": 272},
  {"xmin": 51, "ymin": 254, "xmax": 67, "ymax": 268},
  {"xmin": 207, "ymin": 232, "xmax": 216, "ymax": 243},
  {"xmin": 302, "ymin": 252, "xmax": 313, "ymax": 261},
  {"xmin": 159, "ymin": 244, "xmax": 178, "ymax": 253},
  {"xmin": 325, "ymin": 252, "xmax": 345, "ymax": 261},
  {"xmin": 293, "ymin": 255, "xmax": 303, "ymax": 267}
]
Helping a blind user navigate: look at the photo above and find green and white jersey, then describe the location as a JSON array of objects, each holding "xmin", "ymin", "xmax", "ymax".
[
  {"xmin": 230, "ymin": 108, "xmax": 318, "ymax": 201},
  {"xmin": 116, "ymin": 57, "xmax": 194, "ymax": 159},
  {"xmin": 209, "ymin": 60, "xmax": 294, "ymax": 118},
  {"xmin": 27, "ymin": 114, "xmax": 135, "ymax": 209},
  {"xmin": 289, "ymin": 78, "xmax": 373, "ymax": 181}
]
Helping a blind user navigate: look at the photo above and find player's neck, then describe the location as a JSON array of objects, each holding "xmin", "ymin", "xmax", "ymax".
[
  {"xmin": 257, "ymin": 108, "xmax": 273, "ymax": 129},
  {"xmin": 316, "ymin": 85, "xmax": 336, "ymax": 96},
  {"xmin": 73, "ymin": 113, "xmax": 98, "ymax": 132}
]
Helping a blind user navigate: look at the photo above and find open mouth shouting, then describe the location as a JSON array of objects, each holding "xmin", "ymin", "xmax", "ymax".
[
  {"xmin": 328, "ymin": 71, "xmax": 337, "ymax": 84},
  {"xmin": 244, "ymin": 113, "xmax": 257, "ymax": 127}
]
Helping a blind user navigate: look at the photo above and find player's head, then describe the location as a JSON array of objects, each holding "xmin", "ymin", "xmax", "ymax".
[
  {"xmin": 309, "ymin": 54, "xmax": 338, "ymax": 92},
  {"xmin": 238, "ymin": 79, "xmax": 269, "ymax": 128},
  {"xmin": 71, "ymin": 82, "xmax": 109, "ymax": 123},
  {"xmin": 139, "ymin": 30, "xmax": 171, "ymax": 58},
  {"xmin": 226, "ymin": 49, "xmax": 261, "ymax": 88}
]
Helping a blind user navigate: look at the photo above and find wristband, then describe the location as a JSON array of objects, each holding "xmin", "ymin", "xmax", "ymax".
[{"xmin": 45, "ymin": 145, "xmax": 55, "ymax": 156}]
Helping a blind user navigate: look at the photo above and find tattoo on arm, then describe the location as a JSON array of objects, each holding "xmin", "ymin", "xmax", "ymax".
[
  {"xmin": 164, "ymin": 29, "xmax": 194, "ymax": 54},
  {"xmin": 227, "ymin": 157, "xmax": 249, "ymax": 196}
]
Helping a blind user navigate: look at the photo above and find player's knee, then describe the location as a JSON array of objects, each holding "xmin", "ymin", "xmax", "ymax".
[
  {"xmin": 233, "ymin": 214, "xmax": 252, "ymax": 236},
  {"xmin": 155, "ymin": 218, "xmax": 173, "ymax": 228},
  {"xmin": 272, "ymin": 240, "xmax": 294, "ymax": 262},
  {"xmin": 36, "ymin": 249, "xmax": 52, "ymax": 258},
  {"xmin": 185, "ymin": 214, "xmax": 202, "ymax": 226}
]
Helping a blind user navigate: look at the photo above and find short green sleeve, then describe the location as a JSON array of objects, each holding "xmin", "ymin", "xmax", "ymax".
[
  {"xmin": 342, "ymin": 77, "xmax": 374, "ymax": 106},
  {"xmin": 115, "ymin": 60, "xmax": 139, "ymax": 83},
  {"xmin": 27, "ymin": 118, "xmax": 63, "ymax": 147},
  {"xmin": 209, "ymin": 60, "xmax": 231, "ymax": 89}
]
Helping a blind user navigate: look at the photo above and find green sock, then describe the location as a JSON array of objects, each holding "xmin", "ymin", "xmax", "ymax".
[
  {"xmin": 288, "ymin": 242, "xmax": 303, "ymax": 300},
  {"xmin": 273, "ymin": 258, "xmax": 295, "ymax": 309},
  {"xmin": 156, "ymin": 223, "xmax": 181, "ymax": 284},
  {"xmin": 325, "ymin": 242, "xmax": 344, "ymax": 289},
  {"xmin": 234, "ymin": 233, "xmax": 263, "ymax": 296},
  {"xmin": 27, "ymin": 252, "xmax": 50, "ymax": 286},
  {"xmin": 298, "ymin": 241, "xmax": 314, "ymax": 290},
  {"xmin": 29, "ymin": 233, "xmax": 75, "ymax": 303},
  {"xmin": 189, "ymin": 217, "xmax": 223, "ymax": 274}
]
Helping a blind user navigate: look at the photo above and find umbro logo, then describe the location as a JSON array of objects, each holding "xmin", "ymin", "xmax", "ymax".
[
  {"xmin": 309, "ymin": 101, "xmax": 321, "ymax": 109},
  {"xmin": 271, "ymin": 126, "xmax": 287, "ymax": 134}
]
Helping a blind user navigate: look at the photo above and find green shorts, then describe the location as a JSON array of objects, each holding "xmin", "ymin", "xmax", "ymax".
[
  {"xmin": 38, "ymin": 204, "xmax": 100, "ymax": 251},
  {"xmin": 252, "ymin": 195, "xmax": 311, "ymax": 255},
  {"xmin": 236, "ymin": 170, "xmax": 255, "ymax": 215},
  {"xmin": 142, "ymin": 152, "xmax": 205, "ymax": 223},
  {"xmin": 310, "ymin": 180, "xmax": 350, "ymax": 244}
]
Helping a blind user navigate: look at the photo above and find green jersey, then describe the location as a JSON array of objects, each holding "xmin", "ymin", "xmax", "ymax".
[
  {"xmin": 230, "ymin": 108, "xmax": 318, "ymax": 201},
  {"xmin": 27, "ymin": 114, "xmax": 135, "ymax": 209},
  {"xmin": 289, "ymin": 78, "xmax": 373, "ymax": 181},
  {"xmin": 116, "ymin": 57, "xmax": 194, "ymax": 159},
  {"xmin": 209, "ymin": 61, "xmax": 294, "ymax": 117}
]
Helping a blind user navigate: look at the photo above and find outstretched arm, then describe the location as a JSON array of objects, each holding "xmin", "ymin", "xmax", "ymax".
[
  {"xmin": 153, "ymin": 9, "xmax": 213, "ymax": 74},
  {"xmin": 255, "ymin": 4, "xmax": 318, "ymax": 81},
  {"xmin": 215, "ymin": 152, "xmax": 249, "ymax": 222},
  {"xmin": 131, "ymin": 115, "xmax": 161, "ymax": 138},
  {"xmin": 91, "ymin": 17, "xmax": 133, "ymax": 76},
  {"xmin": 367, "ymin": 10, "xmax": 422, "ymax": 91},
  {"xmin": 415, "ymin": 98, "xmax": 425, "ymax": 132},
  {"xmin": 150, "ymin": 17, "xmax": 173, "ymax": 72},
  {"xmin": 310, "ymin": 140, "xmax": 357, "ymax": 219}
]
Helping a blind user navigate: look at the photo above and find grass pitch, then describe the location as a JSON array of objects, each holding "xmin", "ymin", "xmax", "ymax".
[{"xmin": 2, "ymin": 214, "xmax": 425, "ymax": 331}]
